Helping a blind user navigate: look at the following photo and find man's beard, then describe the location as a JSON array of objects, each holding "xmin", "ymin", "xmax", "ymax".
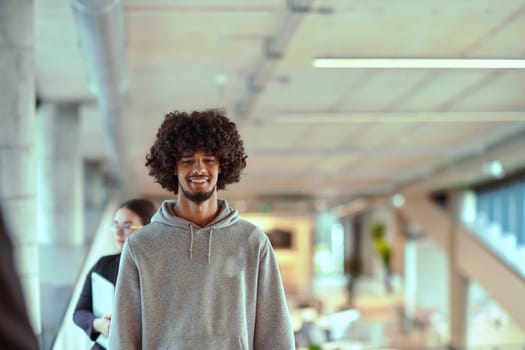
[{"xmin": 181, "ymin": 186, "xmax": 215, "ymax": 204}]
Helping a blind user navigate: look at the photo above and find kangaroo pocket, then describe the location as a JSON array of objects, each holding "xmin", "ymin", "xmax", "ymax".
[{"xmin": 171, "ymin": 335, "xmax": 244, "ymax": 350}]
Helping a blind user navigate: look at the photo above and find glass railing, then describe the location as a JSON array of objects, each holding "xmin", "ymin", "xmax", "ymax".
[{"xmin": 462, "ymin": 213, "xmax": 525, "ymax": 279}]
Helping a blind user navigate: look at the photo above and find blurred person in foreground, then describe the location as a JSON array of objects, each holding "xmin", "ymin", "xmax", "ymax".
[
  {"xmin": 108, "ymin": 109, "xmax": 295, "ymax": 350},
  {"xmin": 73, "ymin": 199, "xmax": 156, "ymax": 349},
  {"xmin": 0, "ymin": 206, "xmax": 40, "ymax": 349}
]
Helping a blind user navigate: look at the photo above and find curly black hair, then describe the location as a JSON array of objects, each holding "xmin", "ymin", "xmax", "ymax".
[{"xmin": 145, "ymin": 109, "xmax": 247, "ymax": 194}]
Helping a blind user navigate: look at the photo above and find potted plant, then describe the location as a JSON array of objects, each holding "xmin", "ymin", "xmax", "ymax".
[{"xmin": 370, "ymin": 222, "xmax": 393, "ymax": 293}]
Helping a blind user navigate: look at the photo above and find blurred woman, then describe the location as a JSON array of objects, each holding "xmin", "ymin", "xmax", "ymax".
[{"xmin": 73, "ymin": 199, "xmax": 156, "ymax": 349}]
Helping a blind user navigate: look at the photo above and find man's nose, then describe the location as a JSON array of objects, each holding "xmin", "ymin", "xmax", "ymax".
[{"xmin": 192, "ymin": 160, "xmax": 206, "ymax": 172}]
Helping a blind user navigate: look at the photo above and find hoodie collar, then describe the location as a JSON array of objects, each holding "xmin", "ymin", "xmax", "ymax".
[
  {"xmin": 151, "ymin": 199, "xmax": 239, "ymax": 264},
  {"xmin": 152, "ymin": 199, "xmax": 239, "ymax": 230}
]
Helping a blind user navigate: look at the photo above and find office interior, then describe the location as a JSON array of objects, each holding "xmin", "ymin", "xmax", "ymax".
[{"xmin": 2, "ymin": 0, "xmax": 525, "ymax": 349}]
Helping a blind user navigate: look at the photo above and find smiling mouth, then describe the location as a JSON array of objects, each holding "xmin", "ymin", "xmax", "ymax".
[{"xmin": 189, "ymin": 176, "xmax": 209, "ymax": 184}]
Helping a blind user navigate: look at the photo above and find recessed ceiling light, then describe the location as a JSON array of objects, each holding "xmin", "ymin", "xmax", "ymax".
[
  {"xmin": 214, "ymin": 73, "xmax": 228, "ymax": 86},
  {"xmin": 482, "ymin": 160, "xmax": 505, "ymax": 179},
  {"xmin": 391, "ymin": 194, "xmax": 405, "ymax": 208}
]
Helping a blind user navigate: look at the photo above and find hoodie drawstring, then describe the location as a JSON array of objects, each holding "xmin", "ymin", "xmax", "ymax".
[
  {"xmin": 189, "ymin": 225, "xmax": 213, "ymax": 264},
  {"xmin": 207, "ymin": 228, "xmax": 214, "ymax": 264},
  {"xmin": 189, "ymin": 224, "xmax": 194, "ymax": 259}
]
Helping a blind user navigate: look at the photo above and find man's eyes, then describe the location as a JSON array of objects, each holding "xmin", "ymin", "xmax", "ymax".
[
  {"xmin": 180, "ymin": 158, "xmax": 217, "ymax": 165},
  {"xmin": 180, "ymin": 158, "xmax": 216, "ymax": 164}
]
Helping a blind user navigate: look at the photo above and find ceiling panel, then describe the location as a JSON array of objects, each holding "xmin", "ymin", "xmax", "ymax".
[
  {"xmin": 452, "ymin": 71, "xmax": 525, "ymax": 110},
  {"xmin": 285, "ymin": 1, "xmax": 521, "ymax": 58},
  {"xmin": 33, "ymin": 0, "xmax": 525, "ymax": 209}
]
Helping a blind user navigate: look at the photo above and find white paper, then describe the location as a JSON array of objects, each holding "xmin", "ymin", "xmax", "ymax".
[{"xmin": 91, "ymin": 272, "xmax": 115, "ymax": 348}]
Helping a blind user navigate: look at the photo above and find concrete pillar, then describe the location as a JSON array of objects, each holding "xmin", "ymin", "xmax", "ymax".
[
  {"xmin": 448, "ymin": 192, "xmax": 468, "ymax": 349},
  {"xmin": 392, "ymin": 209, "xmax": 407, "ymax": 275},
  {"xmin": 449, "ymin": 271, "xmax": 468, "ymax": 349},
  {"xmin": 85, "ymin": 160, "xmax": 108, "ymax": 209},
  {"xmin": 36, "ymin": 102, "xmax": 86, "ymax": 349},
  {"xmin": 36, "ymin": 103, "xmax": 84, "ymax": 246},
  {"xmin": 0, "ymin": 0, "xmax": 41, "ymax": 335}
]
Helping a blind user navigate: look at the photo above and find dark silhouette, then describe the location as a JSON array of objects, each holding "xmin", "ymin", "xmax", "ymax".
[{"xmin": 0, "ymin": 207, "xmax": 40, "ymax": 350}]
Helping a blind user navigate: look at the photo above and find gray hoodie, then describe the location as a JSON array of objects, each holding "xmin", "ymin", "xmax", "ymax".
[{"xmin": 108, "ymin": 200, "xmax": 295, "ymax": 350}]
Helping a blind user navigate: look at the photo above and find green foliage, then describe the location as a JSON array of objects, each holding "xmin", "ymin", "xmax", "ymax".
[
  {"xmin": 308, "ymin": 344, "xmax": 323, "ymax": 350},
  {"xmin": 374, "ymin": 239, "xmax": 392, "ymax": 267},
  {"xmin": 370, "ymin": 222, "xmax": 385, "ymax": 239},
  {"xmin": 370, "ymin": 222, "xmax": 391, "ymax": 268}
]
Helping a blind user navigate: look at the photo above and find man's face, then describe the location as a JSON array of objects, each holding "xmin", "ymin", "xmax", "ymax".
[{"xmin": 175, "ymin": 150, "xmax": 220, "ymax": 203}]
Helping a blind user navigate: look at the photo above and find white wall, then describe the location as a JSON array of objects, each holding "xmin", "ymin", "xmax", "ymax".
[{"xmin": 404, "ymin": 238, "xmax": 449, "ymax": 317}]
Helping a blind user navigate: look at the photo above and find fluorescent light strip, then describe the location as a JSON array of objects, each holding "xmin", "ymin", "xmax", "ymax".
[
  {"xmin": 270, "ymin": 112, "xmax": 525, "ymax": 123},
  {"xmin": 313, "ymin": 58, "xmax": 525, "ymax": 69},
  {"xmin": 276, "ymin": 116, "xmax": 525, "ymax": 123}
]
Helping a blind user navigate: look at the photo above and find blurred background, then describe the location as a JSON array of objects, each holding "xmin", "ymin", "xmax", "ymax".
[{"xmin": 2, "ymin": 0, "xmax": 525, "ymax": 349}]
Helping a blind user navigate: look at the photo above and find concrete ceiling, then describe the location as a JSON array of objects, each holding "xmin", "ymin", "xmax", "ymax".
[{"xmin": 34, "ymin": 0, "xmax": 525, "ymax": 209}]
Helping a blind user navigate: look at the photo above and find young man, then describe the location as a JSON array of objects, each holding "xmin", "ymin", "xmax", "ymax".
[{"xmin": 108, "ymin": 110, "xmax": 295, "ymax": 349}]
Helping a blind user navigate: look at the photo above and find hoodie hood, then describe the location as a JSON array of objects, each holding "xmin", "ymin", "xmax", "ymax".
[{"xmin": 151, "ymin": 199, "xmax": 239, "ymax": 263}]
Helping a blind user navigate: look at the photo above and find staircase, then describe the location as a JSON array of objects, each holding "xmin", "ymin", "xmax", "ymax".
[{"xmin": 399, "ymin": 193, "xmax": 525, "ymax": 330}]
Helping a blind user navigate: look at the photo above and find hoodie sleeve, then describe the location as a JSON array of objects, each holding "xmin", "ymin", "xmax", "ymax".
[
  {"xmin": 108, "ymin": 240, "xmax": 142, "ymax": 349},
  {"xmin": 253, "ymin": 238, "xmax": 295, "ymax": 350}
]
